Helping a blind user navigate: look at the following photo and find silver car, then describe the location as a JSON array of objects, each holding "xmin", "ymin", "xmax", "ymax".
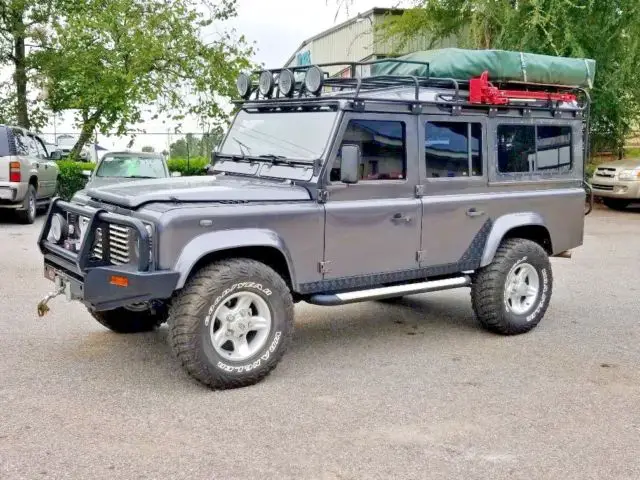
[
  {"xmin": 0, "ymin": 125, "xmax": 61, "ymax": 223},
  {"xmin": 590, "ymin": 159, "xmax": 640, "ymax": 209}
]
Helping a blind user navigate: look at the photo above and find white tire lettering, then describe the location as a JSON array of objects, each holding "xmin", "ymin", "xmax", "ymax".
[{"xmin": 216, "ymin": 331, "xmax": 282, "ymax": 373}]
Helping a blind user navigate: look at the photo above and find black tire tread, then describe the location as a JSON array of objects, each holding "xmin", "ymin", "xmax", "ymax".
[
  {"xmin": 16, "ymin": 185, "xmax": 36, "ymax": 224},
  {"xmin": 168, "ymin": 258, "xmax": 294, "ymax": 390},
  {"xmin": 471, "ymin": 238, "xmax": 552, "ymax": 335}
]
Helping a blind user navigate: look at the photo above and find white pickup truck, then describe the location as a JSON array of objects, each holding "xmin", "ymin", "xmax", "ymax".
[{"xmin": 0, "ymin": 125, "xmax": 61, "ymax": 223}]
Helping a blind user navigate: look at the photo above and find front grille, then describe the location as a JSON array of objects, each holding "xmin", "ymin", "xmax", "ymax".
[
  {"xmin": 91, "ymin": 224, "xmax": 131, "ymax": 265},
  {"xmin": 108, "ymin": 224, "xmax": 131, "ymax": 264},
  {"xmin": 595, "ymin": 168, "xmax": 617, "ymax": 178},
  {"xmin": 592, "ymin": 183, "xmax": 614, "ymax": 191}
]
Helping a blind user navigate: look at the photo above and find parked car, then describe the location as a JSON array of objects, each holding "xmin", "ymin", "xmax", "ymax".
[
  {"xmin": 72, "ymin": 151, "xmax": 178, "ymax": 202},
  {"xmin": 0, "ymin": 125, "xmax": 61, "ymax": 223},
  {"xmin": 590, "ymin": 159, "xmax": 640, "ymax": 210},
  {"xmin": 37, "ymin": 53, "xmax": 591, "ymax": 390}
]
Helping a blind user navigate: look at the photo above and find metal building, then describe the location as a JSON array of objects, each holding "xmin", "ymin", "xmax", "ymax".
[{"xmin": 283, "ymin": 7, "xmax": 457, "ymax": 78}]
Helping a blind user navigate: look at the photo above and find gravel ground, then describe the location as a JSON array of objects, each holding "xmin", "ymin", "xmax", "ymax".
[{"xmin": 0, "ymin": 205, "xmax": 639, "ymax": 480}]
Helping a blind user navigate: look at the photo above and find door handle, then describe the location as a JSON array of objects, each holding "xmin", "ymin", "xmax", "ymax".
[
  {"xmin": 391, "ymin": 213, "xmax": 412, "ymax": 224},
  {"xmin": 466, "ymin": 208, "xmax": 485, "ymax": 218}
]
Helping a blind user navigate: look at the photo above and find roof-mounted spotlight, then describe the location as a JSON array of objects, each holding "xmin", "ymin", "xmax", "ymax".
[
  {"xmin": 304, "ymin": 65, "xmax": 324, "ymax": 96},
  {"xmin": 236, "ymin": 72, "xmax": 252, "ymax": 99},
  {"xmin": 258, "ymin": 70, "xmax": 275, "ymax": 97},
  {"xmin": 278, "ymin": 69, "xmax": 295, "ymax": 97}
]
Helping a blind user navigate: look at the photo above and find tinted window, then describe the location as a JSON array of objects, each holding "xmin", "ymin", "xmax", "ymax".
[
  {"xmin": 498, "ymin": 125, "xmax": 572, "ymax": 173},
  {"xmin": 425, "ymin": 122, "xmax": 482, "ymax": 178},
  {"xmin": 334, "ymin": 120, "xmax": 406, "ymax": 181}
]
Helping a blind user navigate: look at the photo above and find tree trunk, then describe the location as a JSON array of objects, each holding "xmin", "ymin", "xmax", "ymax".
[
  {"xmin": 69, "ymin": 110, "xmax": 101, "ymax": 161},
  {"xmin": 12, "ymin": 10, "xmax": 30, "ymax": 130}
]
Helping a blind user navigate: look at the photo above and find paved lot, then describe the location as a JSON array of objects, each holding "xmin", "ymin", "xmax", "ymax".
[{"xmin": 0, "ymin": 206, "xmax": 639, "ymax": 480}]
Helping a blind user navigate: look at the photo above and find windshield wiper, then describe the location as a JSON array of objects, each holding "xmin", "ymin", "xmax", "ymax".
[
  {"xmin": 127, "ymin": 175, "xmax": 156, "ymax": 179},
  {"xmin": 233, "ymin": 137, "xmax": 251, "ymax": 158}
]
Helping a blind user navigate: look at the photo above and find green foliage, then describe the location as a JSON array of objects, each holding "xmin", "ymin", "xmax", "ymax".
[
  {"xmin": 55, "ymin": 160, "xmax": 95, "ymax": 201},
  {"xmin": 167, "ymin": 157, "xmax": 209, "ymax": 176},
  {"xmin": 377, "ymin": 0, "xmax": 640, "ymax": 156},
  {"xmin": 36, "ymin": 0, "xmax": 254, "ymax": 157},
  {"xmin": 141, "ymin": 146, "xmax": 155, "ymax": 153}
]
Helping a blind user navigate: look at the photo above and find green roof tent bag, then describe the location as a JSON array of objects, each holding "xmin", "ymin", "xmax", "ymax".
[{"xmin": 371, "ymin": 48, "xmax": 596, "ymax": 88}]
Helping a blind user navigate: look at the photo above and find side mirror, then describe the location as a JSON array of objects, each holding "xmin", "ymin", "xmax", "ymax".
[
  {"xmin": 340, "ymin": 144, "xmax": 360, "ymax": 184},
  {"xmin": 82, "ymin": 170, "xmax": 92, "ymax": 178},
  {"xmin": 49, "ymin": 150, "xmax": 62, "ymax": 161},
  {"xmin": 171, "ymin": 171, "xmax": 182, "ymax": 177}
]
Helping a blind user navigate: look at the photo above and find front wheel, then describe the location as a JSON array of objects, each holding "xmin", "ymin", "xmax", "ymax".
[
  {"xmin": 168, "ymin": 258, "xmax": 294, "ymax": 390},
  {"xmin": 471, "ymin": 238, "xmax": 552, "ymax": 335}
]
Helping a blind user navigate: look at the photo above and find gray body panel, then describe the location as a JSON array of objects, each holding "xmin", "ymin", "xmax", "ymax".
[{"xmin": 40, "ymin": 82, "xmax": 587, "ymax": 304}]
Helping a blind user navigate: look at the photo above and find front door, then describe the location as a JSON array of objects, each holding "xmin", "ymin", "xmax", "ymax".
[
  {"xmin": 419, "ymin": 117, "xmax": 489, "ymax": 271},
  {"xmin": 323, "ymin": 114, "xmax": 422, "ymax": 281}
]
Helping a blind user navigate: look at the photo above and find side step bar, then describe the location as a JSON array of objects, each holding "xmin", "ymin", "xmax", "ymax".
[{"xmin": 307, "ymin": 276, "xmax": 471, "ymax": 306}]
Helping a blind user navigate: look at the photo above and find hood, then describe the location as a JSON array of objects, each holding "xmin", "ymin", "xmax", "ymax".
[
  {"xmin": 84, "ymin": 175, "xmax": 311, "ymax": 208},
  {"xmin": 596, "ymin": 159, "xmax": 640, "ymax": 169}
]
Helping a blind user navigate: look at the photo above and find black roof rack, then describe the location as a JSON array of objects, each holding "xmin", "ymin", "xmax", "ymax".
[{"xmin": 234, "ymin": 58, "xmax": 590, "ymax": 115}]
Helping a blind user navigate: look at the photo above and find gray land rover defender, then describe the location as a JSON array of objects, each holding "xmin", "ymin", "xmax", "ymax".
[{"xmin": 37, "ymin": 58, "xmax": 592, "ymax": 390}]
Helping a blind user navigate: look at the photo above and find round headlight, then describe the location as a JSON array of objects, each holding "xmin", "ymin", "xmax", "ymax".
[
  {"xmin": 236, "ymin": 73, "xmax": 252, "ymax": 99},
  {"xmin": 258, "ymin": 70, "xmax": 274, "ymax": 97},
  {"xmin": 278, "ymin": 69, "xmax": 295, "ymax": 97},
  {"xmin": 48, "ymin": 213, "xmax": 67, "ymax": 244},
  {"xmin": 304, "ymin": 66, "xmax": 324, "ymax": 96}
]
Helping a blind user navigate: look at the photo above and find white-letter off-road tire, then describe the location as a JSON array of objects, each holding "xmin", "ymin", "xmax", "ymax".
[
  {"xmin": 471, "ymin": 238, "xmax": 553, "ymax": 335},
  {"xmin": 89, "ymin": 304, "xmax": 168, "ymax": 333},
  {"xmin": 168, "ymin": 258, "xmax": 294, "ymax": 390}
]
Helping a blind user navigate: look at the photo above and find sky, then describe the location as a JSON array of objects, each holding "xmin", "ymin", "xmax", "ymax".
[{"xmin": 40, "ymin": 0, "xmax": 407, "ymax": 154}]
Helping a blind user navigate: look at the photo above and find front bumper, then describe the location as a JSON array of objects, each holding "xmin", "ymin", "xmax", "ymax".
[
  {"xmin": 39, "ymin": 198, "xmax": 178, "ymax": 311},
  {"xmin": 591, "ymin": 179, "xmax": 640, "ymax": 199}
]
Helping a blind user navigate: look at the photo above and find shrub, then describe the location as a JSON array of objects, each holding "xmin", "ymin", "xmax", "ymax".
[
  {"xmin": 56, "ymin": 161, "xmax": 96, "ymax": 201},
  {"xmin": 167, "ymin": 157, "xmax": 209, "ymax": 176}
]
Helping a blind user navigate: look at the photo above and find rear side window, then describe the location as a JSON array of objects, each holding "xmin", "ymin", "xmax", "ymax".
[
  {"xmin": 334, "ymin": 119, "xmax": 406, "ymax": 181},
  {"xmin": 498, "ymin": 125, "xmax": 572, "ymax": 173},
  {"xmin": 425, "ymin": 121, "xmax": 482, "ymax": 178},
  {"xmin": 12, "ymin": 129, "xmax": 29, "ymax": 156}
]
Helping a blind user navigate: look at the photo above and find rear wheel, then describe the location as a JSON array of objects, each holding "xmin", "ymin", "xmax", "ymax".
[
  {"xmin": 16, "ymin": 185, "xmax": 36, "ymax": 224},
  {"xmin": 89, "ymin": 303, "xmax": 168, "ymax": 333},
  {"xmin": 603, "ymin": 198, "xmax": 630, "ymax": 210},
  {"xmin": 471, "ymin": 238, "xmax": 552, "ymax": 335},
  {"xmin": 168, "ymin": 258, "xmax": 294, "ymax": 390}
]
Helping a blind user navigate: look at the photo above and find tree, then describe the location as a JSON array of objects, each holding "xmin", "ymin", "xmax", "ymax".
[
  {"xmin": 37, "ymin": 0, "xmax": 253, "ymax": 159},
  {"xmin": 378, "ymin": 0, "xmax": 640, "ymax": 156},
  {"xmin": 141, "ymin": 145, "xmax": 155, "ymax": 153},
  {"xmin": 0, "ymin": 0, "xmax": 60, "ymax": 129}
]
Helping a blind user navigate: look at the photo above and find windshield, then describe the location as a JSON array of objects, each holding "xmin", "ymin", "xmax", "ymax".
[
  {"xmin": 218, "ymin": 110, "xmax": 337, "ymax": 161},
  {"xmin": 96, "ymin": 154, "xmax": 167, "ymax": 178}
]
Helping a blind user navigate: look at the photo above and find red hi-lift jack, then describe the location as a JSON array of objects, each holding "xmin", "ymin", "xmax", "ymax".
[{"xmin": 469, "ymin": 71, "xmax": 577, "ymax": 105}]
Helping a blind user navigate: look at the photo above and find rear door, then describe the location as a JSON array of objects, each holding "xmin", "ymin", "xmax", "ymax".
[{"xmin": 419, "ymin": 116, "xmax": 490, "ymax": 271}]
